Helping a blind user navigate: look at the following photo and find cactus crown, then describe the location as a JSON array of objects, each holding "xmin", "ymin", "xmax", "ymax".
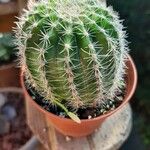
[{"xmin": 15, "ymin": 0, "xmax": 128, "ymax": 119}]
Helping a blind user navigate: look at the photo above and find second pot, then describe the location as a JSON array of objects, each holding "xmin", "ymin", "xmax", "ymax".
[{"xmin": 0, "ymin": 62, "xmax": 20, "ymax": 88}]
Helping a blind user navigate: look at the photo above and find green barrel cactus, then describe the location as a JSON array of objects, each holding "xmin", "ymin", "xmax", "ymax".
[{"xmin": 15, "ymin": 0, "xmax": 128, "ymax": 121}]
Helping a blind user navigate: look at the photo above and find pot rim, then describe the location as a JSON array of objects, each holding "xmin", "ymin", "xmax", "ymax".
[{"xmin": 21, "ymin": 54, "xmax": 137, "ymax": 123}]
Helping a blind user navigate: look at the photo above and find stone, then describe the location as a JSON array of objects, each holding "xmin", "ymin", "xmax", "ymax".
[
  {"xmin": 0, "ymin": 115, "xmax": 10, "ymax": 135},
  {"xmin": 0, "ymin": 0, "xmax": 11, "ymax": 3},
  {"xmin": 1, "ymin": 105, "xmax": 17, "ymax": 121}
]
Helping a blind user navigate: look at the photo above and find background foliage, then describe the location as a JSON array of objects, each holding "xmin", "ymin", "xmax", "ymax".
[
  {"xmin": 0, "ymin": 33, "xmax": 16, "ymax": 63},
  {"xmin": 108, "ymin": 0, "xmax": 150, "ymax": 146}
]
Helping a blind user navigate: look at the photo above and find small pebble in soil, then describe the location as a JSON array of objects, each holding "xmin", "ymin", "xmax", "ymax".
[
  {"xmin": 32, "ymin": 96, "xmax": 36, "ymax": 100},
  {"xmin": 0, "ymin": 115, "xmax": 10, "ymax": 135},
  {"xmin": 109, "ymin": 101, "xmax": 113, "ymax": 105},
  {"xmin": 106, "ymin": 104, "xmax": 110, "ymax": 109},
  {"xmin": 100, "ymin": 109, "xmax": 105, "ymax": 113},
  {"xmin": 103, "ymin": 111, "xmax": 107, "ymax": 114},
  {"xmin": 111, "ymin": 99, "xmax": 115, "ymax": 103},
  {"xmin": 88, "ymin": 115, "xmax": 92, "ymax": 119},
  {"xmin": 1, "ymin": 105, "xmax": 17, "ymax": 121},
  {"xmin": 111, "ymin": 106, "xmax": 115, "ymax": 111},
  {"xmin": 0, "ymin": 94, "xmax": 6, "ymax": 109},
  {"xmin": 59, "ymin": 112, "xmax": 66, "ymax": 118}
]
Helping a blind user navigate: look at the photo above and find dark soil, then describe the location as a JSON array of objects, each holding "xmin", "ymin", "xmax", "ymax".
[
  {"xmin": 27, "ymin": 86, "xmax": 125, "ymax": 119},
  {"xmin": 0, "ymin": 55, "xmax": 16, "ymax": 67},
  {"xmin": 0, "ymin": 92, "xmax": 32, "ymax": 150}
]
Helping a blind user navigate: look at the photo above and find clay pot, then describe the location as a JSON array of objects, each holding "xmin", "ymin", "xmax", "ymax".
[
  {"xmin": 0, "ymin": 63, "xmax": 20, "ymax": 88},
  {"xmin": 21, "ymin": 55, "xmax": 137, "ymax": 137},
  {"xmin": 0, "ymin": 13, "xmax": 17, "ymax": 33}
]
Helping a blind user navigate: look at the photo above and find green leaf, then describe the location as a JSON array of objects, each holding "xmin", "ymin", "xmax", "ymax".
[
  {"xmin": 0, "ymin": 47, "xmax": 7, "ymax": 57},
  {"xmin": 67, "ymin": 112, "xmax": 81, "ymax": 124}
]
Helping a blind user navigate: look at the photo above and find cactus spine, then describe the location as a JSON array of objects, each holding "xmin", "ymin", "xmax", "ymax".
[{"xmin": 15, "ymin": 0, "xmax": 128, "ymax": 119}]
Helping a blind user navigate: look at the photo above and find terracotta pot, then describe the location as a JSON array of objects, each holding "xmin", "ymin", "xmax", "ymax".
[
  {"xmin": 0, "ymin": 13, "xmax": 18, "ymax": 32},
  {"xmin": 0, "ymin": 62, "xmax": 20, "ymax": 88},
  {"xmin": 21, "ymin": 55, "xmax": 137, "ymax": 137}
]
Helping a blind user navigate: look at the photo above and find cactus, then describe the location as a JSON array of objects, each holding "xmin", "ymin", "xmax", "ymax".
[{"xmin": 15, "ymin": 0, "xmax": 128, "ymax": 121}]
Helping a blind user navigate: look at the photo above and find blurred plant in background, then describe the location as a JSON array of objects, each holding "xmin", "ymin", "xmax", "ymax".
[
  {"xmin": 108, "ymin": 0, "xmax": 150, "ymax": 146},
  {"xmin": 0, "ymin": 33, "xmax": 16, "ymax": 64}
]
